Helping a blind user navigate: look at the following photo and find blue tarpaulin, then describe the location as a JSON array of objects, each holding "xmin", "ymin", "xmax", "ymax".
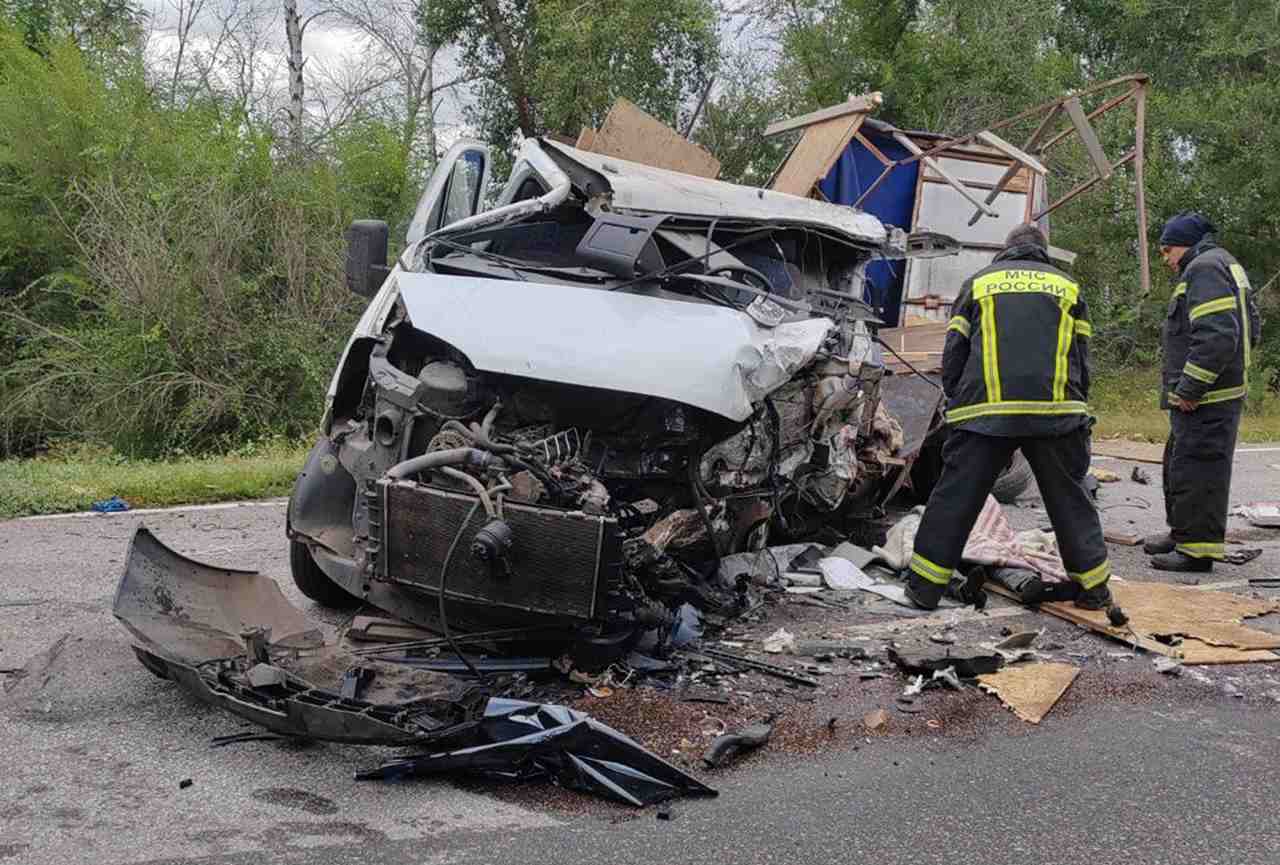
[{"xmin": 818, "ymin": 131, "xmax": 920, "ymax": 326}]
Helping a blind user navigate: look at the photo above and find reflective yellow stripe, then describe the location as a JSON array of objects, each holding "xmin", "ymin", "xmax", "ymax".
[
  {"xmin": 1172, "ymin": 282, "xmax": 1186, "ymax": 298},
  {"xmin": 1188, "ymin": 295, "xmax": 1237, "ymax": 321},
  {"xmin": 1176, "ymin": 542, "xmax": 1224, "ymax": 560},
  {"xmin": 1183, "ymin": 361, "xmax": 1218, "ymax": 384},
  {"xmin": 1052, "ymin": 300, "xmax": 1073, "ymax": 402},
  {"xmin": 1201, "ymin": 384, "xmax": 1247, "ymax": 404},
  {"xmin": 946, "ymin": 400, "xmax": 1089, "ymax": 423},
  {"xmin": 971, "ymin": 270, "xmax": 1079, "ymax": 303},
  {"xmin": 948, "ymin": 316, "xmax": 971, "ymax": 338},
  {"xmin": 909, "ymin": 552, "xmax": 952, "ymax": 586},
  {"xmin": 1074, "ymin": 320, "xmax": 1092, "ymax": 337},
  {"xmin": 1231, "ymin": 263, "xmax": 1253, "ymax": 377},
  {"xmin": 1069, "ymin": 560, "xmax": 1111, "ymax": 590},
  {"xmin": 979, "ymin": 295, "xmax": 1001, "ymax": 402}
]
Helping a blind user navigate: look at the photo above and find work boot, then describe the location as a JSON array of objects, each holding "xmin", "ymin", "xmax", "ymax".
[
  {"xmin": 1142, "ymin": 532, "xmax": 1175, "ymax": 555},
  {"xmin": 1074, "ymin": 580, "xmax": 1114, "ymax": 610},
  {"xmin": 904, "ymin": 571, "xmax": 945, "ymax": 610},
  {"xmin": 1151, "ymin": 551, "xmax": 1213, "ymax": 573}
]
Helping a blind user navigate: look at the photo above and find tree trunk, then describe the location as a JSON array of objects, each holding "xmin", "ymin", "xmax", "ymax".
[
  {"xmin": 284, "ymin": 0, "xmax": 305, "ymax": 157},
  {"xmin": 480, "ymin": 0, "xmax": 535, "ymax": 136}
]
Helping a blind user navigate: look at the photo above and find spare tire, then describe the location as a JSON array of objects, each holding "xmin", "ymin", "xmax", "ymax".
[{"xmin": 992, "ymin": 451, "xmax": 1034, "ymax": 504}]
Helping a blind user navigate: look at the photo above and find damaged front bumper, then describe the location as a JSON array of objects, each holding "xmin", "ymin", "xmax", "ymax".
[{"xmin": 113, "ymin": 526, "xmax": 716, "ymax": 806}]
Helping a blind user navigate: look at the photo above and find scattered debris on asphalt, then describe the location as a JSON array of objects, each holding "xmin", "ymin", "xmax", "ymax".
[
  {"xmin": 1232, "ymin": 502, "xmax": 1280, "ymax": 528},
  {"xmin": 863, "ymin": 709, "xmax": 889, "ymax": 732},
  {"xmin": 702, "ymin": 722, "xmax": 773, "ymax": 768},
  {"xmin": 1104, "ymin": 529, "xmax": 1143, "ymax": 546},
  {"xmin": 355, "ymin": 698, "xmax": 717, "ymax": 807},
  {"xmin": 1130, "ymin": 466, "xmax": 1150, "ymax": 484},
  {"xmin": 889, "ymin": 640, "xmax": 1003, "ymax": 677},
  {"xmin": 1089, "ymin": 467, "xmax": 1121, "ymax": 483}
]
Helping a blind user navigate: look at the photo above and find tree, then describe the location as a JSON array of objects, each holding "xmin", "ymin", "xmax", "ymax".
[{"xmin": 427, "ymin": 0, "xmax": 719, "ymax": 163}]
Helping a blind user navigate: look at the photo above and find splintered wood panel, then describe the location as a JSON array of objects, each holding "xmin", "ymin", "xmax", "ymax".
[
  {"xmin": 989, "ymin": 580, "xmax": 1280, "ymax": 664},
  {"xmin": 978, "ymin": 662, "xmax": 1079, "ymax": 724},
  {"xmin": 584, "ymin": 98, "xmax": 720, "ymax": 178},
  {"xmin": 878, "ymin": 321, "xmax": 948, "ymax": 373},
  {"xmin": 770, "ymin": 113, "xmax": 865, "ymax": 197},
  {"xmin": 1092, "ymin": 439, "xmax": 1165, "ymax": 464}
]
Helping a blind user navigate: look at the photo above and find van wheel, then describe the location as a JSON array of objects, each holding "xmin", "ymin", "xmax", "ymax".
[{"xmin": 289, "ymin": 540, "xmax": 361, "ymax": 609}]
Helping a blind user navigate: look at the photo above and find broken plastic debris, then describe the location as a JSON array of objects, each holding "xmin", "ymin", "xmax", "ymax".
[
  {"xmin": 701, "ymin": 722, "xmax": 772, "ymax": 768},
  {"xmin": 762, "ymin": 628, "xmax": 796, "ymax": 654},
  {"xmin": 994, "ymin": 630, "xmax": 1041, "ymax": 651},
  {"xmin": 91, "ymin": 495, "xmax": 130, "ymax": 513},
  {"xmin": 818, "ymin": 557, "xmax": 874, "ymax": 591},
  {"xmin": 356, "ymin": 698, "xmax": 717, "ymax": 807},
  {"xmin": 902, "ymin": 675, "xmax": 925, "ymax": 697},
  {"xmin": 931, "ymin": 667, "xmax": 963, "ymax": 690},
  {"xmin": 784, "ymin": 570, "xmax": 823, "ymax": 588},
  {"xmin": 1232, "ymin": 502, "xmax": 1280, "ymax": 528}
]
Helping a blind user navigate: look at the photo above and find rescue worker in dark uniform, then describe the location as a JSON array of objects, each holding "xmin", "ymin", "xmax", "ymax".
[
  {"xmin": 905, "ymin": 224, "xmax": 1113, "ymax": 611},
  {"xmin": 1143, "ymin": 212, "xmax": 1260, "ymax": 572}
]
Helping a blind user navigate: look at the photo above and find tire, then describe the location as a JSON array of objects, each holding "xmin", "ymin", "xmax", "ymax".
[
  {"xmin": 992, "ymin": 451, "xmax": 1034, "ymax": 504},
  {"xmin": 289, "ymin": 540, "xmax": 361, "ymax": 609}
]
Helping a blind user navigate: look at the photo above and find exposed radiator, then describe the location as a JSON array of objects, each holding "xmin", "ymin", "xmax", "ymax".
[{"xmin": 379, "ymin": 480, "xmax": 618, "ymax": 620}]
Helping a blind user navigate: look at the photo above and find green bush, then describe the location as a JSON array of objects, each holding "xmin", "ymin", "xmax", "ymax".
[{"xmin": 0, "ymin": 27, "xmax": 420, "ymax": 458}]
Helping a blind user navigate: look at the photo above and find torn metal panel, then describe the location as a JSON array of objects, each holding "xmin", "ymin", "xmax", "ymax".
[
  {"xmin": 541, "ymin": 139, "xmax": 889, "ymax": 248},
  {"xmin": 356, "ymin": 698, "xmax": 717, "ymax": 807},
  {"xmin": 396, "ymin": 272, "xmax": 834, "ymax": 422}
]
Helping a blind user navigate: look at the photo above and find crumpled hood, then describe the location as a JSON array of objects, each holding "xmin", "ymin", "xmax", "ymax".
[{"xmin": 396, "ymin": 272, "xmax": 834, "ymax": 422}]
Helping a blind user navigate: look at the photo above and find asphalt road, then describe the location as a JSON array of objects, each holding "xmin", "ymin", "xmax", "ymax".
[{"xmin": 1, "ymin": 444, "xmax": 1278, "ymax": 865}]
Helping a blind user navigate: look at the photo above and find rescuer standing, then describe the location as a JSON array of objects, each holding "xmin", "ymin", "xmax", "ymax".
[
  {"xmin": 1143, "ymin": 212, "xmax": 1260, "ymax": 572},
  {"xmin": 905, "ymin": 224, "xmax": 1113, "ymax": 611}
]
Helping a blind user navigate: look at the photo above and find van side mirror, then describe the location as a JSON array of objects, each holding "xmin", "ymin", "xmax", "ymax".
[{"xmin": 344, "ymin": 220, "xmax": 390, "ymax": 298}]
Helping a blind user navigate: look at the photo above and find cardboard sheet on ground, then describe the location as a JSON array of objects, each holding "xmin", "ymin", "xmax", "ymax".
[
  {"xmin": 978, "ymin": 662, "xmax": 1079, "ymax": 724},
  {"xmin": 1091, "ymin": 439, "xmax": 1165, "ymax": 463},
  {"xmin": 994, "ymin": 579, "xmax": 1280, "ymax": 664}
]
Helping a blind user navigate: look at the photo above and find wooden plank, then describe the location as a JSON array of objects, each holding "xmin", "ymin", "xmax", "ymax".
[
  {"xmin": 1134, "ymin": 81, "xmax": 1152, "ymax": 302},
  {"xmin": 764, "ymin": 91, "xmax": 883, "ymax": 138},
  {"xmin": 976, "ymin": 131, "xmax": 1048, "ymax": 174},
  {"xmin": 851, "ymin": 164, "xmax": 895, "ymax": 209},
  {"xmin": 575, "ymin": 127, "xmax": 597, "ymax": 151},
  {"xmin": 583, "ymin": 98, "xmax": 720, "ymax": 178},
  {"xmin": 853, "ymin": 130, "xmax": 892, "ymax": 166},
  {"xmin": 770, "ymin": 113, "xmax": 865, "ymax": 197},
  {"xmin": 893, "ymin": 131, "xmax": 999, "ymax": 217},
  {"xmin": 1064, "ymin": 96, "xmax": 1113, "ymax": 180}
]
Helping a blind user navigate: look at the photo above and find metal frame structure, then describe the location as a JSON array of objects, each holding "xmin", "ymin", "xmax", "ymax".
[{"xmin": 766, "ymin": 74, "xmax": 1153, "ymax": 299}]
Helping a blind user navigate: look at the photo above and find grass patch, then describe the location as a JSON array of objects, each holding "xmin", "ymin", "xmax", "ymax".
[
  {"xmin": 1091, "ymin": 367, "xmax": 1280, "ymax": 443},
  {"xmin": 0, "ymin": 439, "xmax": 310, "ymax": 519}
]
